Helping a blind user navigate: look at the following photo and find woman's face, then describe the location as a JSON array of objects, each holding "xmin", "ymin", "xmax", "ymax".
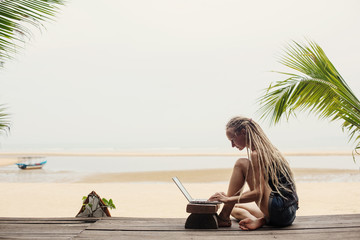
[{"xmin": 226, "ymin": 127, "xmax": 247, "ymax": 151}]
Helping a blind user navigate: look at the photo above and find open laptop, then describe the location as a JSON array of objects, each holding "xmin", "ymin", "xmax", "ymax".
[{"xmin": 172, "ymin": 177, "xmax": 222, "ymax": 204}]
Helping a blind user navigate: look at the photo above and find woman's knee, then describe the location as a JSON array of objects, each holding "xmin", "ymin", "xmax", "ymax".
[
  {"xmin": 231, "ymin": 207, "xmax": 251, "ymax": 220},
  {"xmin": 234, "ymin": 158, "xmax": 250, "ymax": 171}
]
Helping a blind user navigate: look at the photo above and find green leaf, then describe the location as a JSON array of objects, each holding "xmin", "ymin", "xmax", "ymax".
[
  {"xmin": 257, "ymin": 40, "xmax": 360, "ymax": 158},
  {"xmin": 108, "ymin": 199, "xmax": 116, "ymax": 209},
  {"xmin": 102, "ymin": 198, "xmax": 109, "ymax": 205},
  {"xmin": 0, "ymin": 0, "xmax": 66, "ymax": 68},
  {"xmin": 0, "ymin": 1, "xmax": 66, "ymax": 136},
  {"xmin": 0, "ymin": 104, "xmax": 10, "ymax": 136},
  {"xmin": 83, "ymin": 202, "xmax": 92, "ymax": 212}
]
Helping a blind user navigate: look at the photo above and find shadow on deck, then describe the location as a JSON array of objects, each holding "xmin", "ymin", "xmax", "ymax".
[{"xmin": 0, "ymin": 214, "xmax": 359, "ymax": 239}]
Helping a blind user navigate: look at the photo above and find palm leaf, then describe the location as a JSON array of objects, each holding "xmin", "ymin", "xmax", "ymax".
[
  {"xmin": 257, "ymin": 40, "xmax": 360, "ymax": 156},
  {"xmin": 0, "ymin": 0, "xmax": 65, "ymax": 134},
  {"xmin": 0, "ymin": 104, "xmax": 10, "ymax": 134},
  {"xmin": 0, "ymin": 0, "xmax": 65, "ymax": 67}
]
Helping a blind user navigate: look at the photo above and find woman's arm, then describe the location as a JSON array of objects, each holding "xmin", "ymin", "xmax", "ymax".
[
  {"xmin": 208, "ymin": 189, "xmax": 260, "ymax": 204},
  {"xmin": 209, "ymin": 150, "xmax": 267, "ymax": 204}
]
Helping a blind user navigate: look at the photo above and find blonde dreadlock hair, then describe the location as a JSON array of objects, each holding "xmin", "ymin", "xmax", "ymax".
[{"xmin": 226, "ymin": 116, "xmax": 296, "ymax": 201}]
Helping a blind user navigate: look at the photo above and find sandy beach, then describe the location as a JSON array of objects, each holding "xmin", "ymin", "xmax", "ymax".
[
  {"xmin": 0, "ymin": 157, "xmax": 18, "ymax": 167},
  {"xmin": 0, "ymin": 166, "xmax": 359, "ymax": 218}
]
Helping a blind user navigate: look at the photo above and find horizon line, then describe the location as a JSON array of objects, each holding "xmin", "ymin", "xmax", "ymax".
[{"xmin": 0, "ymin": 150, "xmax": 354, "ymax": 158}]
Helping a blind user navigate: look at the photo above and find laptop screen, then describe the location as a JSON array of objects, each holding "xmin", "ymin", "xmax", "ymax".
[{"xmin": 172, "ymin": 177, "xmax": 193, "ymax": 202}]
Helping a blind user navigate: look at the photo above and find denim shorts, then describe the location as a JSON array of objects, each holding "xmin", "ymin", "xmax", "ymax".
[{"xmin": 267, "ymin": 192, "xmax": 298, "ymax": 227}]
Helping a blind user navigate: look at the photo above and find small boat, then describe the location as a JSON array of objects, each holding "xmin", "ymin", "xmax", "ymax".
[{"xmin": 16, "ymin": 157, "xmax": 47, "ymax": 170}]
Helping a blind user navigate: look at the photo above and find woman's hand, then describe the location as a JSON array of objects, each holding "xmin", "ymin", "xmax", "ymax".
[{"xmin": 208, "ymin": 192, "xmax": 229, "ymax": 203}]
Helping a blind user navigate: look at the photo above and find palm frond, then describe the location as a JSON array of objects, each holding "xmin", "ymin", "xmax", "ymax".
[
  {"xmin": 0, "ymin": 0, "xmax": 65, "ymax": 134},
  {"xmin": 0, "ymin": 104, "xmax": 10, "ymax": 134},
  {"xmin": 257, "ymin": 40, "xmax": 360, "ymax": 154},
  {"xmin": 0, "ymin": 0, "xmax": 65, "ymax": 67}
]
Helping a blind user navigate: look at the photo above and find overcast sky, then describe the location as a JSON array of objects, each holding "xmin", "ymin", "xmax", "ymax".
[{"xmin": 0, "ymin": 0, "xmax": 359, "ymax": 152}]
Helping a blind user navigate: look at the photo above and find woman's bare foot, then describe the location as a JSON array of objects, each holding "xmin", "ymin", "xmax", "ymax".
[
  {"xmin": 216, "ymin": 214, "xmax": 232, "ymax": 227},
  {"xmin": 239, "ymin": 217, "xmax": 266, "ymax": 230}
]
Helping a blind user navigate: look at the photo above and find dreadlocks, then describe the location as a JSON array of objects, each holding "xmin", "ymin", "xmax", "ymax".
[{"xmin": 226, "ymin": 116, "xmax": 296, "ymax": 201}]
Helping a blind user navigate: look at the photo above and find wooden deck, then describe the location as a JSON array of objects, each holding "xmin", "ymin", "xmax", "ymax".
[{"xmin": 1, "ymin": 214, "xmax": 359, "ymax": 239}]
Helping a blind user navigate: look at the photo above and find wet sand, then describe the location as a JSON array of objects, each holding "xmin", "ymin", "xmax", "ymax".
[
  {"xmin": 77, "ymin": 168, "xmax": 360, "ymax": 183},
  {"xmin": 0, "ymin": 158, "xmax": 17, "ymax": 167}
]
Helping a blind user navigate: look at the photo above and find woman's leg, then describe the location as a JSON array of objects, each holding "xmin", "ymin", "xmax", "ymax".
[
  {"xmin": 218, "ymin": 158, "xmax": 250, "ymax": 224},
  {"xmin": 231, "ymin": 203, "xmax": 264, "ymax": 220},
  {"xmin": 239, "ymin": 187, "xmax": 272, "ymax": 230}
]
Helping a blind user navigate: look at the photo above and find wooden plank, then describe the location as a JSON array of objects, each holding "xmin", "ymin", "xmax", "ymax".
[
  {"xmin": 0, "ymin": 220, "xmax": 95, "ymax": 224},
  {"xmin": 84, "ymin": 214, "xmax": 360, "ymax": 231},
  {"xmin": 85, "ymin": 217, "xmax": 187, "ymax": 231},
  {"xmin": 0, "ymin": 219, "xmax": 94, "ymax": 240},
  {"xmin": 0, "ymin": 217, "xmax": 98, "ymax": 221},
  {"xmin": 0, "ymin": 217, "xmax": 98, "ymax": 224},
  {"xmin": 0, "ymin": 237, "xmax": 71, "ymax": 240},
  {"xmin": 0, "ymin": 223, "xmax": 90, "ymax": 232},
  {"xmin": 0, "ymin": 214, "xmax": 359, "ymax": 239},
  {"xmin": 0, "ymin": 233, "xmax": 75, "ymax": 240},
  {"xmin": 289, "ymin": 214, "xmax": 360, "ymax": 222},
  {"xmin": 75, "ymin": 228, "xmax": 360, "ymax": 240}
]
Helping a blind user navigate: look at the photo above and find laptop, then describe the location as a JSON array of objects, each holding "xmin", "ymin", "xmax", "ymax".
[{"xmin": 172, "ymin": 177, "xmax": 222, "ymax": 204}]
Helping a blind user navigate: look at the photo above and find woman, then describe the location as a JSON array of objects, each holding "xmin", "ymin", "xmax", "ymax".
[{"xmin": 208, "ymin": 116, "xmax": 299, "ymax": 230}]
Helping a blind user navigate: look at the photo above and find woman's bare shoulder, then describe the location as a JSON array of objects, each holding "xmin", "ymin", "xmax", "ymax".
[{"xmin": 250, "ymin": 150, "xmax": 258, "ymax": 159}]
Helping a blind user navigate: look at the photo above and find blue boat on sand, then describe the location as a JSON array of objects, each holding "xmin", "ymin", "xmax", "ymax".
[{"xmin": 16, "ymin": 157, "xmax": 47, "ymax": 170}]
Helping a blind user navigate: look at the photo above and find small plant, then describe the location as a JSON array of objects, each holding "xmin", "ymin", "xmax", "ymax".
[
  {"xmin": 82, "ymin": 195, "xmax": 116, "ymax": 210},
  {"xmin": 77, "ymin": 191, "xmax": 115, "ymax": 217},
  {"xmin": 102, "ymin": 198, "xmax": 116, "ymax": 210},
  {"xmin": 82, "ymin": 196, "xmax": 93, "ymax": 212}
]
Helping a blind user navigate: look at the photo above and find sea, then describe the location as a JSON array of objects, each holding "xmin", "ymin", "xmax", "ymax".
[{"xmin": 0, "ymin": 149, "xmax": 359, "ymax": 183}]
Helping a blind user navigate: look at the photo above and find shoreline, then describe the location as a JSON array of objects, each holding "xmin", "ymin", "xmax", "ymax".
[
  {"xmin": 77, "ymin": 168, "xmax": 360, "ymax": 183},
  {"xmin": 1, "ymin": 157, "xmax": 359, "ymax": 183}
]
